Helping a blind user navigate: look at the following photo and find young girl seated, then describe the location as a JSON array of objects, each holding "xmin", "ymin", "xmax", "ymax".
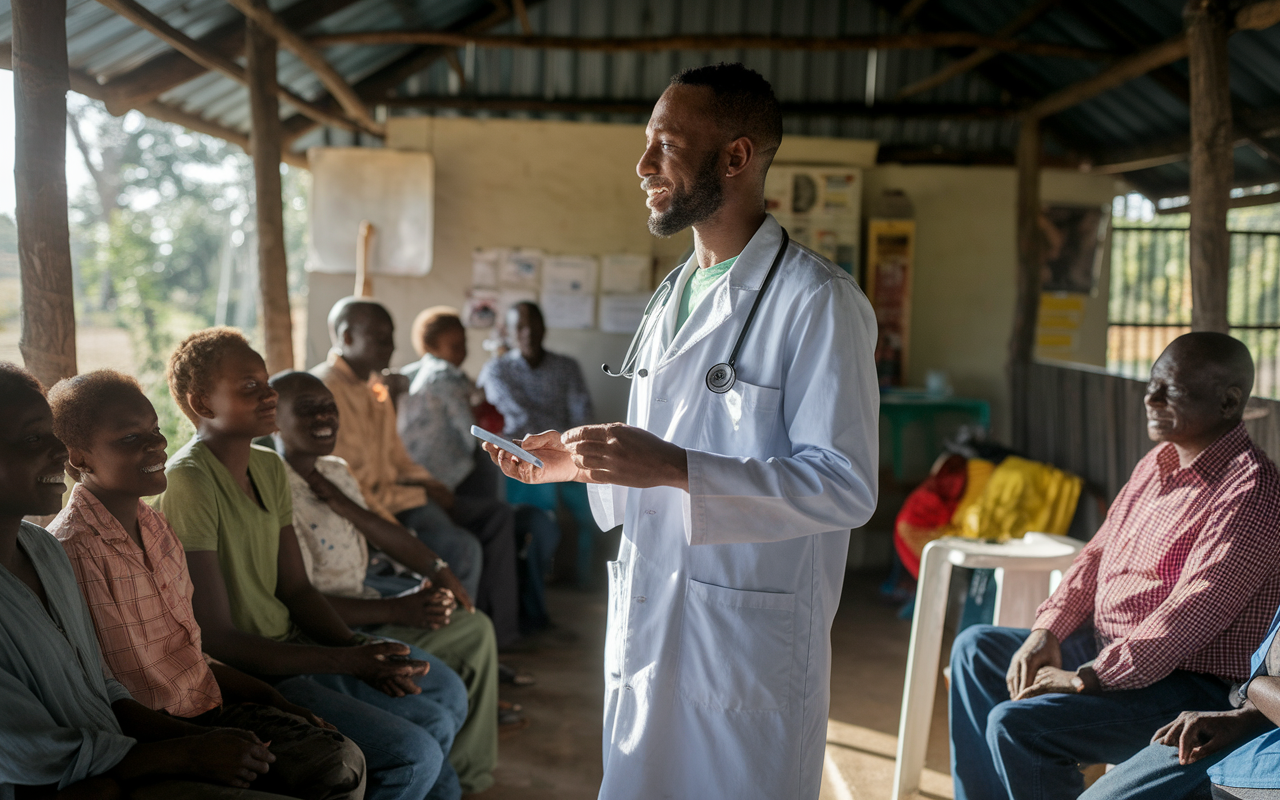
[
  {"xmin": 47, "ymin": 369, "xmax": 366, "ymax": 800},
  {"xmin": 0, "ymin": 362, "xmax": 285, "ymax": 800},
  {"xmin": 271, "ymin": 369, "xmax": 502, "ymax": 794},
  {"xmin": 154, "ymin": 328, "xmax": 468, "ymax": 800}
]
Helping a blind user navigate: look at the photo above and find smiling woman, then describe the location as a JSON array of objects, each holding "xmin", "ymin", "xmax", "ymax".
[{"xmin": 0, "ymin": 363, "xmax": 68, "ymax": 522}]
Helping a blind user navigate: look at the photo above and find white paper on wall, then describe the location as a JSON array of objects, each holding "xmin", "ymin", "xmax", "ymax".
[
  {"xmin": 306, "ymin": 147, "xmax": 435, "ymax": 275},
  {"xmin": 465, "ymin": 290, "xmax": 499, "ymax": 328},
  {"xmin": 600, "ymin": 254, "xmax": 651, "ymax": 293},
  {"xmin": 540, "ymin": 291, "xmax": 595, "ymax": 329},
  {"xmin": 542, "ymin": 256, "xmax": 598, "ymax": 296},
  {"xmin": 471, "ymin": 249, "xmax": 504, "ymax": 289},
  {"xmin": 500, "ymin": 249, "xmax": 542, "ymax": 289},
  {"xmin": 599, "ymin": 293, "xmax": 651, "ymax": 334}
]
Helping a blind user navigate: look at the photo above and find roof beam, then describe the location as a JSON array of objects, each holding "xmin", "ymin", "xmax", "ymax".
[
  {"xmin": 382, "ymin": 94, "xmax": 1015, "ymax": 119},
  {"xmin": 307, "ymin": 30, "xmax": 1113, "ymax": 60},
  {"xmin": 98, "ymin": 0, "xmax": 362, "ymax": 115},
  {"xmin": 91, "ymin": 0, "xmax": 365, "ymax": 135},
  {"xmin": 896, "ymin": 0, "xmax": 1059, "ymax": 99},
  {"xmin": 223, "ymin": 0, "xmax": 384, "ymax": 137}
]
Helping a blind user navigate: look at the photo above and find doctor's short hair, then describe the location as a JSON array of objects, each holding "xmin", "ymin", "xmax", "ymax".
[{"xmin": 670, "ymin": 63, "xmax": 783, "ymax": 160}]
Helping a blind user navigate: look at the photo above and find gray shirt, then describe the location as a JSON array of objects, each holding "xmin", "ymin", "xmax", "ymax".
[
  {"xmin": 0, "ymin": 522, "xmax": 135, "ymax": 797},
  {"xmin": 477, "ymin": 350, "xmax": 593, "ymax": 439},
  {"xmin": 398, "ymin": 355, "xmax": 478, "ymax": 491}
]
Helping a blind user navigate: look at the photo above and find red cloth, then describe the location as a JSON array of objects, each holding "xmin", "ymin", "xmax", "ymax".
[
  {"xmin": 894, "ymin": 454, "xmax": 968, "ymax": 579},
  {"xmin": 473, "ymin": 400, "xmax": 505, "ymax": 435},
  {"xmin": 1035, "ymin": 423, "xmax": 1280, "ymax": 689}
]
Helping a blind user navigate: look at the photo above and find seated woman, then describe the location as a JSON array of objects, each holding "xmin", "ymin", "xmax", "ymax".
[
  {"xmin": 0, "ymin": 362, "xmax": 287, "ymax": 800},
  {"xmin": 398, "ymin": 307, "xmax": 559, "ymax": 632},
  {"xmin": 270, "ymin": 369, "xmax": 502, "ymax": 795},
  {"xmin": 47, "ymin": 369, "xmax": 365, "ymax": 800},
  {"xmin": 154, "ymin": 327, "xmax": 468, "ymax": 800}
]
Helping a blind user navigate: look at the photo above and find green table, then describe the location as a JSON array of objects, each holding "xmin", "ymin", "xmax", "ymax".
[{"xmin": 880, "ymin": 390, "xmax": 991, "ymax": 482}]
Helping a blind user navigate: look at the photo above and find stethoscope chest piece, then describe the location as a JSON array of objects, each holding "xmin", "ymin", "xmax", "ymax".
[{"xmin": 706, "ymin": 363, "xmax": 736, "ymax": 394}]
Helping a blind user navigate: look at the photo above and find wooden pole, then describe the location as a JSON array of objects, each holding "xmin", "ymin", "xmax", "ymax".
[
  {"xmin": 1024, "ymin": 34, "xmax": 1190, "ymax": 119},
  {"xmin": 246, "ymin": 10, "xmax": 294, "ymax": 373},
  {"xmin": 225, "ymin": 0, "xmax": 385, "ymax": 137},
  {"xmin": 354, "ymin": 221, "xmax": 375, "ymax": 298},
  {"xmin": 12, "ymin": 0, "xmax": 77, "ymax": 388},
  {"xmin": 1009, "ymin": 118, "xmax": 1043, "ymax": 449},
  {"xmin": 1186, "ymin": 0, "xmax": 1232, "ymax": 333}
]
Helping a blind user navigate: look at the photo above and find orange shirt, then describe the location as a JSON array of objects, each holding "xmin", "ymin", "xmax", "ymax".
[
  {"xmin": 311, "ymin": 351, "xmax": 435, "ymax": 520},
  {"xmin": 50, "ymin": 483, "xmax": 222, "ymax": 717}
]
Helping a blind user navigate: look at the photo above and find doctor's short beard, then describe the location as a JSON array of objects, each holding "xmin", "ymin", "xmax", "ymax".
[{"xmin": 646, "ymin": 150, "xmax": 725, "ymax": 237}]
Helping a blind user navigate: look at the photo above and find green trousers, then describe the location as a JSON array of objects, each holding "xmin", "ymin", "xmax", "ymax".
[{"xmin": 375, "ymin": 609, "xmax": 499, "ymax": 794}]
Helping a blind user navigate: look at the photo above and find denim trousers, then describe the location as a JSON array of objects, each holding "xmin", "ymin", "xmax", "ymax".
[
  {"xmin": 276, "ymin": 643, "xmax": 469, "ymax": 800},
  {"xmin": 395, "ymin": 503, "xmax": 484, "ymax": 600},
  {"xmin": 950, "ymin": 624, "xmax": 1232, "ymax": 800},
  {"xmin": 504, "ymin": 479, "xmax": 599, "ymax": 587}
]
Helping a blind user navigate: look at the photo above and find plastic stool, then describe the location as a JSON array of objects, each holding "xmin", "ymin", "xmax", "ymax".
[{"xmin": 891, "ymin": 532, "xmax": 1085, "ymax": 800}]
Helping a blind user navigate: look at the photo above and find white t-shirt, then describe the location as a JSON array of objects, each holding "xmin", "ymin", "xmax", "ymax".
[{"xmin": 284, "ymin": 456, "xmax": 379, "ymax": 599}]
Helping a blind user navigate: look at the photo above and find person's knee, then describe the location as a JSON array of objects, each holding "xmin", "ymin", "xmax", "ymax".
[
  {"xmin": 375, "ymin": 725, "xmax": 445, "ymax": 798},
  {"xmin": 951, "ymin": 624, "xmax": 1003, "ymax": 675},
  {"xmin": 985, "ymin": 699, "xmax": 1038, "ymax": 753}
]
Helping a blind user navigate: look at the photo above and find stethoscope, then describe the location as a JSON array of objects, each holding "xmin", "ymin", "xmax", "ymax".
[{"xmin": 602, "ymin": 229, "xmax": 789, "ymax": 394}]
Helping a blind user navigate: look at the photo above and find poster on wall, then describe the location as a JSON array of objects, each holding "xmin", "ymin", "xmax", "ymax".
[
  {"xmin": 764, "ymin": 166, "xmax": 862, "ymax": 279},
  {"xmin": 865, "ymin": 219, "xmax": 916, "ymax": 387},
  {"xmin": 1036, "ymin": 293, "xmax": 1087, "ymax": 357},
  {"xmin": 1039, "ymin": 204, "xmax": 1109, "ymax": 294},
  {"xmin": 307, "ymin": 148, "xmax": 435, "ymax": 275}
]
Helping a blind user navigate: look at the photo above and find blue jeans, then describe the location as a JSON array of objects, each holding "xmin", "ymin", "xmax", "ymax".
[
  {"xmin": 505, "ymin": 479, "xmax": 599, "ymax": 587},
  {"xmin": 950, "ymin": 625, "xmax": 1232, "ymax": 800},
  {"xmin": 277, "ymin": 644, "xmax": 469, "ymax": 800},
  {"xmin": 514, "ymin": 504, "xmax": 560, "ymax": 631},
  {"xmin": 1080, "ymin": 739, "xmax": 1223, "ymax": 800},
  {"xmin": 396, "ymin": 504, "xmax": 483, "ymax": 600}
]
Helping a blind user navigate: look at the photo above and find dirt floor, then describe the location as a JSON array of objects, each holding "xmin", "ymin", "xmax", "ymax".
[{"xmin": 482, "ymin": 572, "xmax": 953, "ymax": 800}]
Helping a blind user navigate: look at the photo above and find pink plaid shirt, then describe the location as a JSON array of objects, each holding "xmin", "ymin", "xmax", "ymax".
[
  {"xmin": 50, "ymin": 483, "xmax": 222, "ymax": 717},
  {"xmin": 1035, "ymin": 423, "xmax": 1280, "ymax": 690}
]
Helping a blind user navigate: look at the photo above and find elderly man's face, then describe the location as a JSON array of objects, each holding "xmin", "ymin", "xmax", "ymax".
[
  {"xmin": 637, "ymin": 85, "xmax": 728, "ymax": 237},
  {"xmin": 1144, "ymin": 352, "xmax": 1236, "ymax": 445}
]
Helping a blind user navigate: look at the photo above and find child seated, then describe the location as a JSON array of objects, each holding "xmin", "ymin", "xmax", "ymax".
[
  {"xmin": 270, "ymin": 370, "xmax": 502, "ymax": 794},
  {"xmin": 0, "ymin": 362, "xmax": 287, "ymax": 799},
  {"xmin": 154, "ymin": 328, "xmax": 468, "ymax": 800},
  {"xmin": 47, "ymin": 369, "xmax": 365, "ymax": 800}
]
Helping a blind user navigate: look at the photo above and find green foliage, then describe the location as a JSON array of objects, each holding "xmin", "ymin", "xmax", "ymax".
[{"xmin": 0, "ymin": 213, "xmax": 16, "ymax": 255}]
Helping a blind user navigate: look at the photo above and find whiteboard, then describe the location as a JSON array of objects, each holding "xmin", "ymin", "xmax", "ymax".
[{"xmin": 306, "ymin": 147, "xmax": 435, "ymax": 276}]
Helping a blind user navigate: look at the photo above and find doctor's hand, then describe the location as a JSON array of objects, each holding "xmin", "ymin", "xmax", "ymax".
[
  {"xmin": 562, "ymin": 423, "xmax": 689, "ymax": 491},
  {"xmin": 483, "ymin": 431, "xmax": 587, "ymax": 484}
]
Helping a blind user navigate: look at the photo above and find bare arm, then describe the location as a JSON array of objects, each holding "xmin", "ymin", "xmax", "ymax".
[
  {"xmin": 324, "ymin": 583, "xmax": 455, "ymax": 630},
  {"xmin": 206, "ymin": 661, "xmax": 335, "ymax": 730},
  {"xmin": 273, "ymin": 523, "xmax": 359, "ymax": 647},
  {"xmin": 107, "ymin": 699, "xmax": 274, "ymax": 788},
  {"xmin": 1248, "ymin": 675, "xmax": 1280, "ymax": 727}
]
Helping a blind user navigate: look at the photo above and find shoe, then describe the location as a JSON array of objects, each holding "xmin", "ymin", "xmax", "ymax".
[{"xmin": 499, "ymin": 663, "xmax": 535, "ymax": 687}]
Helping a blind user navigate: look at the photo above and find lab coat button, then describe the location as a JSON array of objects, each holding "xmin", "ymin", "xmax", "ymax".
[
  {"xmin": 645, "ymin": 509, "xmax": 656, "ymax": 515},
  {"xmin": 635, "ymin": 596, "xmax": 646, "ymax": 603},
  {"xmin": 625, "ymin": 685, "xmax": 633, "ymax": 691}
]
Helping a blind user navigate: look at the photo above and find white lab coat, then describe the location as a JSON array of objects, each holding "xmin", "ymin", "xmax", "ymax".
[{"xmin": 588, "ymin": 215, "xmax": 879, "ymax": 799}]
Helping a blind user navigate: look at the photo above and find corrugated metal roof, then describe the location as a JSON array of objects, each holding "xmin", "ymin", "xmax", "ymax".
[{"xmin": 4, "ymin": 0, "xmax": 1280, "ymax": 196}]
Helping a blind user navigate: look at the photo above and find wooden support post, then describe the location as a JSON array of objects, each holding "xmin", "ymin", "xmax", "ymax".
[
  {"xmin": 1186, "ymin": 0, "xmax": 1232, "ymax": 333},
  {"xmin": 246, "ymin": 11, "xmax": 294, "ymax": 373},
  {"xmin": 12, "ymin": 0, "xmax": 77, "ymax": 388},
  {"xmin": 1010, "ymin": 118, "xmax": 1043, "ymax": 449}
]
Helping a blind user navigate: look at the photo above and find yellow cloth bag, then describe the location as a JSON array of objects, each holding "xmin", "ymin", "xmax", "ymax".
[{"xmin": 952, "ymin": 456, "xmax": 1081, "ymax": 542}]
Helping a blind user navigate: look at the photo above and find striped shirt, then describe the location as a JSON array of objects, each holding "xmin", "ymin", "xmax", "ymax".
[
  {"xmin": 1036, "ymin": 423, "xmax": 1280, "ymax": 690},
  {"xmin": 51, "ymin": 483, "xmax": 221, "ymax": 717}
]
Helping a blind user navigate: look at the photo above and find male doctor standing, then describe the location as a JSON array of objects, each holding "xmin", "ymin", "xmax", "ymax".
[{"xmin": 484, "ymin": 63, "xmax": 879, "ymax": 799}]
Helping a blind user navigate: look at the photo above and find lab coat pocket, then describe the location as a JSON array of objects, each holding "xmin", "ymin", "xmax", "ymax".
[
  {"xmin": 604, "ymin": 560, "xmax": 625, "ymax": 687},
  {"xmin": 698, "ymin": 379, "xmax": 782, "ymax": 456},
  {"xmin": 678, "ymin": 579, "xmax": 795, "ymax": 712}
]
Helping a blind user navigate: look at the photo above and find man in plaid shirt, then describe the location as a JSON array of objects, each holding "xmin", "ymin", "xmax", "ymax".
[{"xmin": 950, "ymin": 332, "xmax": 1280, "ymax": 800}]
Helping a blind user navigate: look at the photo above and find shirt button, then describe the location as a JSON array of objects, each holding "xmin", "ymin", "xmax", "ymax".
[
  {"xmin": 635, "ymin": 596, "xmax": 646, "ymax": 603},
  {"xmin": 645, "ymin": 509, "xmax": 656, "ymax": 515}
]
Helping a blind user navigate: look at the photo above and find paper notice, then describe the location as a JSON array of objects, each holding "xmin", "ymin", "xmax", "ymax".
[
  {"xmin": 465, "ymin": 290, "xmax": 499, "ymax": 328},
  {"xmin": 600, "ymin": 254, "xmax": 650, "ymax": 294},
  {"xmin": 500, "ymin": 249, "xmax": 542, "ymax": 289},
  {"xmin": 599, "ymin": 293, "xmax": 651, "ymax": 334},
  {"xmin": 540, "ymin": 291, "xmax": 595, "ymax": 329},
  {"xmin": 542, "ymin": 256, "xmax": 598, "ymax": 295},
  {"xmin": 498, "ymin": 289, "xmax": 539, "ymax": 319},
  {"xmin": 471, "ymin": 248, "xmax": 503, "ymax": 288}
]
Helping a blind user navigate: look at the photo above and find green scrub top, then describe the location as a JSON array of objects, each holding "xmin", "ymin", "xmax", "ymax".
[{"xmin": 676, "ymin": 256, "xmax": 737, "ymax": 333}]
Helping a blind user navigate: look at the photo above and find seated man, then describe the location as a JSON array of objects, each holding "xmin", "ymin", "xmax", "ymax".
[
  {"xmin": 1080, "ymin": 594, "xmax": 1280, "ymax": 799},
  {"xmin": 270, "ymin": 369, "xmax": 503, "ymax": 795},
  {"xmin": 312, "ymin": 298, "xmax": 520, "ymax": 649},
  {"xmin": 477, "ymin": 301, "xmax": 602, "ymax": 587},
  {"xmin": 398, "ymin": 306, "xmax": 561, "ymax": 632},
  {"xmin": 47, "ymin": 369, "xmax": 365, "ymax": 800},
  {"xmin": 950, "ymin": 332, "xmax": 1280, "ymax": 800},
  {"xmin": 0, "ymin": 362, "xmax": 285, "ymax": 800}
]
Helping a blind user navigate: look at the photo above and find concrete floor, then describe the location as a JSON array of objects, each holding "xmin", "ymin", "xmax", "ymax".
[{"xmin": 481, "ymin": 573, "xmax": 953, "ymax": 800}]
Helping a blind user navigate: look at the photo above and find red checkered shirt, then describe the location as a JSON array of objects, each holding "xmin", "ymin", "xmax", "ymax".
[
  {"xmin": 1035, "ymin": 423, "xmax": 1280, "ymax": 690},
  {"xmin": 50, "ymin": 483, "xmax": 222, "ymax": 717}
]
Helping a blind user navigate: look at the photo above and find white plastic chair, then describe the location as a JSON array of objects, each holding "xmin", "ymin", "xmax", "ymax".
[{"xmin": 891, "ymin": 532, "xmax": 1085, "ymax": 800}]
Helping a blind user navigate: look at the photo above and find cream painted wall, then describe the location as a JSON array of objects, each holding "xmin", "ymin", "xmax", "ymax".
[{"xmin": 862, "ymin": 165, "xmax": 1123, "ymax": 441}]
